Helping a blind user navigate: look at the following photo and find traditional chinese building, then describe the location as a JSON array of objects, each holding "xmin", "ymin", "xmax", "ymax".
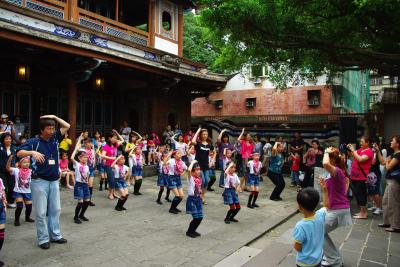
[{"xmin": 0, "ymin": 0, "xmax": 227, "ymax": 140}]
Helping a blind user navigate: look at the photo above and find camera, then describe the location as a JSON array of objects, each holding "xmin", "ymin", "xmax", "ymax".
[{"xmin": 339, "ymin": 143, "xmax": 350, "ymax": 154}]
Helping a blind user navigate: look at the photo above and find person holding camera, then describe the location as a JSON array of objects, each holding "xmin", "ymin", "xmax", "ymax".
[
  {"xmin": 0, "ymin": 114, "xmax": 16, "ymax": 138},
  {"xmin": 347, "ymin": 136, "xmax": 373, "ymax": 219}
]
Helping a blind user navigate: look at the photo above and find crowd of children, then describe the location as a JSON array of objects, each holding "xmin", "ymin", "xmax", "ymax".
[{"xmin": 0, "ymin": 120, "xmax": 399, "ymax": 267}]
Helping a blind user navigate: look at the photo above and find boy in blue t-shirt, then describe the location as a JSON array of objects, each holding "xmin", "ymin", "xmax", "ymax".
[{"xmin": 293, "ymin": 187, "xmax": 326, "ymax": 267}]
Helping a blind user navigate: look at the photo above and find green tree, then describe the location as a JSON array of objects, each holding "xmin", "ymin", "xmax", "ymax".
[
  {"xmin": 197, "ymin": 0, "xmax": 400, "ymax": 86},
  {"xmin": 183, "ymin": 12, "xmax": 224, "ymax": 73}
]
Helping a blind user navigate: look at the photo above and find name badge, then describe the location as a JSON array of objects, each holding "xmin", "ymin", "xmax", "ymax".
[{"xmin": 49, "ymin": 159, "xmax": 56, "ymax": 165}]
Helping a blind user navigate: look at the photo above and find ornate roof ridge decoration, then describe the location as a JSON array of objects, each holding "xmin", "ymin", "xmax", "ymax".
[{"xmin": 0, "ymin": 4, "xmax": 228, "ymax": 83}]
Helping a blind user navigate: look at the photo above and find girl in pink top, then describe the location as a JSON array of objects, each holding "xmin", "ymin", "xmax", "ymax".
[
  {"xmin": 319, "ymin": 147, "xmax": 352, "ymax": 267},
  {"xmin": 238, "ymin": 128, "xmax": 254, "ymax": 191},
  {"xmin": 59, "ymin": 152, "xmax": 74, "ymax": 190}
]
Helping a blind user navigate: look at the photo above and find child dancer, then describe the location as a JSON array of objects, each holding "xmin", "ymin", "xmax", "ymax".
[
  {"xmin": 223, "ymin": 162, "xmax": 241, "ymax": 224},
  {"xmin": 207, "ymin": 149, "xmax": 217, "ymax": 191},
  {"xmin": 97, "ymin": 145, "xmax": 107, "ymax": 191},
  {"xmin": 187, "ymin": 146, "xmax": 196, "ymax": 164},
  {"xmin": 186, "ymin": 160, "xmax": 203, "ymax": 238},
  {"xmin": 59, "ymin": 152, "xmax": 74, "ymax": 190},
  {"xmin": 129, "ymin": 146, "xmax": 144, "ymax": 195},
  {"xmin": 71, "ymin": 142, "xmax": 91, "ymax": 224},
  {"xmin": 171, "ymin": 133, "xmax": 188, "ymax": 163},
  {"xmin": 219, "ymin": 148, "xmax": 233, "ymax": 188},
  {"xmin": 6, "ymin": 155, "xmax": 34, "ymax": 226},
  {"xmin": 167, "ymin": 150, "xmax": 188, "ymax": 214},
  {"xmin": 247, "ymin": 152, "xmax": 262, "ymax": 209},
  {"xmin": 289, "ymin": 152, "xmax": 301, "ymax": 187},
  {"xmin": 112, "ymin": 155, "xmax": 130, "ymax": 211},
  {"xmin": 0, "ymin": 177, "xmax": 6, "ymax": 267},
  {"xmin": 157, "ymin": 146, "xmax": 172, "ymax": 202},
  {"xmin": 147, "ymin": 140, "xmax": 157, "ymax": 165},
  {"xmin": 156, "ymin": 151, "xmax": 171, "ymax": 205},
  {"xmin": 83, "ymin": 138, "xmax": 96, "ymax": 206}
]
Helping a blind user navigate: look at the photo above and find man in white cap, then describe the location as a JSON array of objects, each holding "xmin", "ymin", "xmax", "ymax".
[{"xmin": 0, "ymin": 114, "xmax": 16, "ymax": 137}]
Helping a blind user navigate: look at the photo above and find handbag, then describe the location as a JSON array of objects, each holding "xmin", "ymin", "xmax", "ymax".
[{"xmin": 357, "ymin": 161, "xmax": 377, "ymax": 186}]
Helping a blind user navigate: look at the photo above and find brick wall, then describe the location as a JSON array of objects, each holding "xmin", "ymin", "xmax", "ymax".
[{"xmin": 191, "ymin": 85, "xmax": 332, "ymax": 116}]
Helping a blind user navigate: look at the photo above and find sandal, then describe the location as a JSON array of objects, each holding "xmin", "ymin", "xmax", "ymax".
[
  {"xmin": 353, "ymin": 215, "xmax": 368, "ymax": 219},
  {"xmin": 385, "ymin": 228, "xmax": 400, "ymax": 233}
]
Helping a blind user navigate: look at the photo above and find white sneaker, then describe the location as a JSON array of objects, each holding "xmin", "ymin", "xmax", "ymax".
[
  {"xmin": 368, "ymin": 206, "xmax": 377, "ymax": 211},
  {"xmin": 7, "ymin": 203, "xmax": 16, "ymax": 209},
  {"xmin": 373, "ymin": 208, "xmax": 382, "ymax": 215}
]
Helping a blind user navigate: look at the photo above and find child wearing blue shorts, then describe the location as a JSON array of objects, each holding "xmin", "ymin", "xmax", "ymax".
[
  {"xmin": 293, "ymin": 188, "xmax": 326, "ymax": 267},
  {"xmin": 0, "ymin": 178, "xmax": 6, "ymax": 266},
  {"xmin": 129, "ymin": 147, "xmax": 144, "ymax": 196},
  {"xmin": 71, "ymin": 144, "xmax": 91, "ymax": 224},
  {"xmin": 83, "ymin": 138, "xmax": 96, "ymax": 206},
  {"xmin": 6, "ymin": 155, "xmax": 34, "ymax": 226},
  {"xmin": 223, "ymin": 162, "xmax": 241, "ymax": 224},
  {"xmin": 186, "ymin": 160, "xmax": 203, "ymax": 238},
  {"xmin": 156, "ymin": 151, "xmax": 171, "ymax": 205},
  {"xmin": 247, "ymin": 152, "xmax": 262, "ymax": 209},
  {"xmin": 207, "ymin": 150, "xmax": 217, "ymax": 191},
  {"xmin": 112, "ymin": 155, "xmax": 130, "ymax": 211},
  {"xmin": 167, "ymin": 150, "xmax": 188, "ymax": 214}
]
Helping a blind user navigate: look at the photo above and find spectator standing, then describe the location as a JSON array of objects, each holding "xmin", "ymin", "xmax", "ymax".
[{"xmin": 0, "ymin": 133, "xmax": 16, "ymax": 208}]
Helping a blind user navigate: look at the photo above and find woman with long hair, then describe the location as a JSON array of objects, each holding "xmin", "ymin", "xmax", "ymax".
[
  {"xmin": 319, "ymin": 147, "xmax": 352, "ymax": 266},
  {"xmin": 0, "ymin": 132, "xmax": 16, "ymax": 208},
  {"xmin": 375, "ymin": 135, "xmax": 400, "ymax": 233}
]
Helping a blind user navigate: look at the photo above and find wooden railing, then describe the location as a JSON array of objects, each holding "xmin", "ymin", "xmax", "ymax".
[
  {"xmin": 76, "ymin": 7, "xmax": 149, "ymax": 46},
  {"xmin": 5, "ymin": 0, "xmax": 66, "ymax": 19},
  {"xmin": 3, "ymin": 0, "xmax": 150, "ymax": 47}
]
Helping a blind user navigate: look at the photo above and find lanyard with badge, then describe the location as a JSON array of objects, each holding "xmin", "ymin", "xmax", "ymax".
[{"xmin": 39, "ymin": 139, "xmax": 57, "ymax": 165}]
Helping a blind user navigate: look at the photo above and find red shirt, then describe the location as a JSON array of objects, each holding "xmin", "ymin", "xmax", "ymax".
[
  {"xmin": 240, "ymin": 140, "xmax": 254, "ymax": 159},
  {"xmin": 350, "ymin": 148, "xmax": 373, "ymax": 181},
  {"xmin": 291, "ymin": 156, "xmax": 300, "ymax": 171}
]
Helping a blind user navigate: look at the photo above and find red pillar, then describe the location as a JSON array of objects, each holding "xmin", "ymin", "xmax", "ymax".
[{"xmin": 68, "ymin": 79, "xmax": 77, "ymax": 143}]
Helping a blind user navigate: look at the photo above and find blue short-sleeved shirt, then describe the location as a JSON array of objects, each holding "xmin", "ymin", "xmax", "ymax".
[
  {"xmin": 268, "ymin": 153, "xmax": 284, "ymax": 174},
  {"xmin": 293, "ymin": 208, "xmax": 327, "ymax": 267},
  {"xmin": 17, "ymin": 129, "xmax": 63, "ymax": 181}
]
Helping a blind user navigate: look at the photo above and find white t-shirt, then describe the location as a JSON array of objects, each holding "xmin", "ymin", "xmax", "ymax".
[
  {"xmin": 11, "ymin": 167, "xmax": 31, "ymax": 194},
  {"xmin": 187, "ymin": 176, "xmax": 201, "ymax": 196},
  {"xmin": 74, "ymin": 162, "xmax": 90, "ymax": 183},
  {"xmin": 167, "ymin": 158, "xmax": 188, "ymax": 176},
  {"xmin": 263, "ymin": 143, "xmax": 272, "ymax": 157},
  {"xmin": 173, "ymin": 140, "xmax": 187, "ymax": 156},
  {"xmin": 224, "ymin": 173, "xmax": 240, "ymax": 189},
  {"xmin": 113, "ymin": 164, "xmax": 129, "ymax": 179},
  {"xmin": 209, "ymin": 156, "xmax": 216, "ymax": 169},
  {"xmin": 223, "ymin": 157, "xmax": 232, "ymax": 170},
  {"xmin": 141, "ymin": 140, "xmax": 148, "ymax": 152},
  {"xmin": 129, "ymin": 153, "xmax": 143, "ymax": 168},
  {"xmin": 188, "ymin": 153, "xmax": 196, "ymax": 164},
  {"xmin": 0, "ymin": 178, "xmax": 5, "ymax": 201},
  {"xmin": 248, "ymin": 160, "xmax": 262, "ymax": 175}
]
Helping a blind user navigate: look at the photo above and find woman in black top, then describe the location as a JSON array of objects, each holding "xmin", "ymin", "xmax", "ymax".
[
  {"xmin": 191, "ymin": 127, "xmax": 213, "ymax": 204},
  {"xmin": 375, "ymin": 135, "xmax": 400, "ymax": 232},
  {"xmin": 0, "ymin": 133, "xmax": 16, "ymax": 208}
]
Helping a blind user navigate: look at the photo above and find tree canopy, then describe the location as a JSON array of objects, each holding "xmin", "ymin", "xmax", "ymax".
[{"xmin": 193, "ymin": 0, "xmax": 400, "ymax": 83}]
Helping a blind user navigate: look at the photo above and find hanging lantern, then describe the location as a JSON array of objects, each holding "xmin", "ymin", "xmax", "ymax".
[
  {"xmin": 16, "ymin": 64, "xmax": 30, "ymax": 81},
  {"xmin": 94, "ymin": 76, "xmax": 104, "ymax": 90}
]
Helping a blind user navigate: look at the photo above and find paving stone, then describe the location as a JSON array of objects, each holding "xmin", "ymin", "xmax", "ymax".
[
  {"xmin": 341, "ymin": 249, "xmax": 362, "ymax": 267},
  {"xmin": 387, "ymin": 255, "xmax": 400, "ymax": 267},
  {"xmin": 361, "ymin": 247, "xmax": 388, "ymax": 264},
  {"xmin": 359, "ymin": 260, "xmax": 386, "ymax": 267}
]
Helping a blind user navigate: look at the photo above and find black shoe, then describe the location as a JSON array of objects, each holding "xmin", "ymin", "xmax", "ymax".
[
  {"xmin": 224, "ymin": 219, "xmax": 231, "ymax": 224},
  {"xmin": 121, "ymin": 207, "xmax": 127, "ymax": 210},
  {"xmin": 133, "ymin": 192, "xmax": 142, "ymax": 196},
  {"xmin": 175, "ymin": 208, "xmax": 182, "ymax": 213},
  {"xmin": 378, "ymin": 223, "xmax": 390, "ymax": 228},
  {"xmin": 25, "ymin": 217, "xmax": 35, "ymax": 223},
  {"xmin": 156, "ymin": 200, "xmax": 163, "ymax": 205},
  {"xmin": 74, "ymin": 217, "xmax": 82, "ymax": 224},
  {"xmin": 186, "ymin": 231, "xmax": 197, "ymax": 238},
  {"xmin": 194, "ymin": 231, "xmax": 201, "ymax": 237},
  {"xmin": 207, "ymin": 188, "xmax": 215, "ymax": 192},
  {"xmin": 230, "ymin": 218, "xmax": 239, "ymax": 223},
  {"xmin": 165, "ymin": 198, "xmax": 172, "ymax": 202},
  {"xmin": 79, "ymin": 215, "xmax": 89, "ymax": 221},
  {"xmin": 169, "ymin": 209, "xmax": 178, "ymax": 214},
  {"xmin": 247, "ymin": 204, "xmax": 254, "ymax": 209},
  {"xmin": 115, "ymin": 206, "xmax": 123, "ymax": 211},
  {"xmin": 50, "ymin": 238, "xmax": 67, "ymax": 244},
  {"xmin": 39, "ymin": 242, "xmax": 50, "ymax": 250},
  {"xmin": 99, "ymin": 186, "xmax": 103, "ymax": 191},
  {"xmin": 0, "ymin": 260, "xmax": 4, "ymax": 267},
  {"xmin": 14, "ymin": 220, "xmax": 20, "ymax": 226},
  {"xmin": 253, "ymin": 204, "xmax": 260, "ymax": 208},
  {"xmin": 88, "ymin": 201, "xmax": 95, "ymax": 207},
  {"xmin": 276, "ymin": 197, "xmax": 283, "ymax": 201}
]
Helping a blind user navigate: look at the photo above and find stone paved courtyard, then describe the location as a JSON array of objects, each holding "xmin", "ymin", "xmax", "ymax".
[{"xmin": 2, "ymin": 173, "xmax": 298, "ymax": 267}]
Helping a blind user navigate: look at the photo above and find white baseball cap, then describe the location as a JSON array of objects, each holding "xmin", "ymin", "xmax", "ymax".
[{"xmin": 1, "ymin": 114, "xmax": 8, "ymax": 119}]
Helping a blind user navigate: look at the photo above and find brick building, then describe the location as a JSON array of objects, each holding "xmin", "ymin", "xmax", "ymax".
[{"xmin": 192, "ymin": 68, "xmax": 370, "ymax": 144}]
